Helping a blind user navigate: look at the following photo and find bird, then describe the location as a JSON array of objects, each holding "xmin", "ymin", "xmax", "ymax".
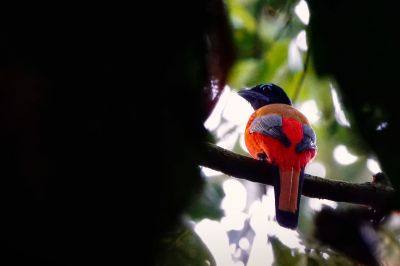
[{"xmin": 238, "ymin": 83, "xmax": 317, "ymax": 229}]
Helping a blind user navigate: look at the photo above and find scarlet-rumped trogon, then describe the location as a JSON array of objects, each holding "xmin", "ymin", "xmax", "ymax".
[{"xmin": 239, "ymin": 83, "xmax": 317, "ymax": 229}]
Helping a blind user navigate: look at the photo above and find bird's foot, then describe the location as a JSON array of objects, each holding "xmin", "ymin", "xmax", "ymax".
[{"xmin": 257, "ymin": 152, "xmax": 267, "ymax": 162}]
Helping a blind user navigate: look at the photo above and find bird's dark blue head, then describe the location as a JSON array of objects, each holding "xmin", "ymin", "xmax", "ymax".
[{"xmin": 238, "ymin": 83, "xmax": 292, "ymax": 110}]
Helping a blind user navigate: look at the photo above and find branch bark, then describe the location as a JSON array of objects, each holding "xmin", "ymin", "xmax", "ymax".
[{"xmin": 198, "ymin": 143, "xmax": 395, "ymax": 208}]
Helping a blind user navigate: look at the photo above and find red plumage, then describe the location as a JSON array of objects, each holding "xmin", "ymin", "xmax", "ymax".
[
  {"xmin": 244, "ymin": 103, "xmax": 316, "ymax": 228},
  {"xmin": 245, "ymin": 110, "xmax": 316, "ymax": 170}
]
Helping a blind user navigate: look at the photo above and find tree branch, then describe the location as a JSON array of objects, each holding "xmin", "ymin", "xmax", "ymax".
[{"xmin": 199, "ymin": 143, "xmax": 395, "ymax": 208}]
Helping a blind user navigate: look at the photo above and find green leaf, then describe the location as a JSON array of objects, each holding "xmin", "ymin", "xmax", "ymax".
[
  {"xmin": 228, "ymin": 59, "xmax": 260, "ymax": 88},
  {"xmin": 264, "ymin": 40, "xmax": 289, "ymax": 68},
  {"xmin": 263, "ymin": 40, "xmax": 289, "ymax": 82},
  {"xmin": 377, "ymin": 228, "xmax": 400, "ymax": 265},
  {"xmin": 307, "ymin": 250, "xmax": 354, "ymax": 266},
  {"xmin": 266, "ymin": 0, "xmax": 298, "ymax": 11},
  {"xmin": 270, "ymin": 236, "xmax": 307, "ymax": 266},
  {"xmin": 156, "ymin": 222, "xmax": 216, "ymax": 266},
  {"xmin": 228, "ymin": 0, "xmax": 257, "ymax": 33},
  {"xmin": 187, "ymin": 179, "xmax": 224, "ymax": 221},
  {"xmin": 306, "ymin": 257, "xmax": 320, "ymax": 266}
]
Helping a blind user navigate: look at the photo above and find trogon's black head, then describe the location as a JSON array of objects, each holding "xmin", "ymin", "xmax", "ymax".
[{"xmin": 238, "ymin": 83, "xmax": 292, "ymax": 110}]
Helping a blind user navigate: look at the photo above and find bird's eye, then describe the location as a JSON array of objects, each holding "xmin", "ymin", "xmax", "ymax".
[{"xmin": 260, "ymin": 85, "xmax": 271, "ymax": 92}]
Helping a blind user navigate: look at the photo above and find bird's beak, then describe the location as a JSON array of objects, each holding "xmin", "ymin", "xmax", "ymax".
[
  {"xmin": 238, "ymin": 89, "xmax": 257, "ymax": 102},
  {"xmin": 238, "ymin": 89, "xmax": 262, "ymax": 110}
]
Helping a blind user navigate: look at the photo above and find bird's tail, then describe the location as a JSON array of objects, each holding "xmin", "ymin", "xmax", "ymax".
[{"xmin": 272, "ymin": 166, "xmax": 305, "ymax": 229}]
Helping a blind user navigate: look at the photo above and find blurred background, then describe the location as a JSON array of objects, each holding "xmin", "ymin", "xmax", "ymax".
[
  {"xmin": 186, "ymin": 0, "xmax": 400, "ymax": 265},
  {"xmin": 2, "ymin": 2, "xmax": 398, "ymax": 265}
]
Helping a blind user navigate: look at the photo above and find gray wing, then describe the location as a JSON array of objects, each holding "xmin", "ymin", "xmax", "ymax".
[
  {"xmin": 250, "ymin": 114, "xmax": 291, "ymax": 147},
  {"xmin": 296, "ymin": 124, "xmax": 317, "ymax": 153}
]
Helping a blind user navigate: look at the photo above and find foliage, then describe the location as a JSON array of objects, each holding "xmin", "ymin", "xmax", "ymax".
[
  {"xmin": 270, "ymin": 236, "xmax": 353, "ymax": 266},
  {"xmin": 307, "ymin": 0, "xmax": 400, "ymax": 191},
  {"xmin": 187, "ymin": 0, "xmax": 400, "ymax": 265},
  {"xmin": 188, "ymin": 179, "xmax": 225, "ymax": 221},
  {"xmin": 157, "ymin": 222, "xmax": 216, "ymax": 266}
]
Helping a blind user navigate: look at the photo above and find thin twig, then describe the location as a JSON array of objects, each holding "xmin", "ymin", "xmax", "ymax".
[{"xmin": 292, "ymin": 47, "xmax": 311, "ymax": 103}]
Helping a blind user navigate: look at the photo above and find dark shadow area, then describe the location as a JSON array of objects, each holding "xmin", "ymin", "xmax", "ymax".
[{"xmin": 0, "ymin": 4, "xmax": 224, "ymax": 264}]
